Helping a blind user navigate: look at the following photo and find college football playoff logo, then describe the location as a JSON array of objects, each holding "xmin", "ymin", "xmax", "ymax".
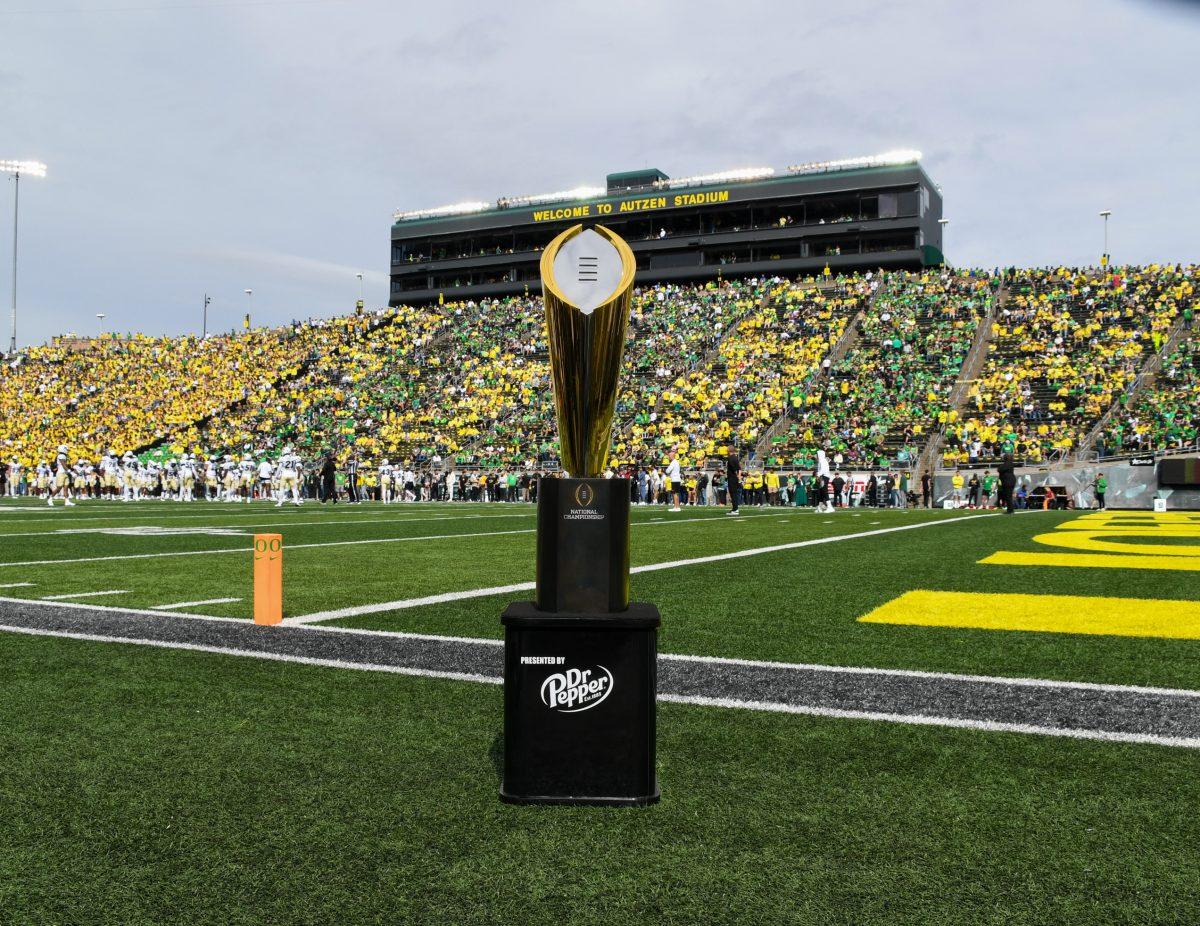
[{"xmin": 574, "ymin": 483, "xmax": 594, "ymax": 508}]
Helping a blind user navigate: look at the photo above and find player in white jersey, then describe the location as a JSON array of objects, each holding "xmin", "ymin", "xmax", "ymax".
[
  {"xmin": 379, "ymin": 459, "xmax": 394, "ymax": 503},
  {"xmin": 275, "ymin": 446, "xmax": 303, "ymax": 507},
  {"xmin": 238, "ymin": 456, "xmax": 256, "ymax": 502},
  {"xmin": 218, "ymin": 456, "xmax": 237, "ymax": 501},
  {"xmin": 35, "ymin": 462, "xmax": 51, "ymax": 498},
  {"xmin": 48, "ymin": 446, "xmax": 75, "ymax": 506},
  {"xmin": 99, "ymin": 452, "xmax": 118, "ymax": 499},
  {"xmin": 7, "ymin": 460, "xmax": 21, "ymax": 497},
  {"xmin": 177, "ymin": 454, "xmax": 197, "ymax": 502},
  {"xmin": 257, "ymin": 458, "xmax": 275, "ymax": 500},
  {"xmin": 121, "ymin": 454, "xmax": 139, "ymax": 501},
  {"xmin": 143, "ymin": 460, "xmax": 160, "ymax": 500},
  {"xmin": 203, "ymin": 457, "xmax": 217, "ymax": 500},
  {"xmin": 78, "ymin": 461, "xmax": 94, "ymax": 499}
]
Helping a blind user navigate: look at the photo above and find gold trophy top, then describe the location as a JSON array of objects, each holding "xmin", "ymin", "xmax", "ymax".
[{"xmin": 540, "ymin": 225, "xmax": 636, "ymax": 478}]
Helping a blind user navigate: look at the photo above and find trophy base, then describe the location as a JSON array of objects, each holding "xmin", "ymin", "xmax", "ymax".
[
  {"xmin": 536, "ymin": 477, "xmax": 630, "ymax": 614},
  {"xmin": 500, "ymin": 601, "xmax": 659, "ymax": 806}
]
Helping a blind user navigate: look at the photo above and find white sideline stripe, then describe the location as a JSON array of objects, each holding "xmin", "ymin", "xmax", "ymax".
[
  {"xmin": 1, "ymin": 622, "xmax": 1195, "ymax": 750},
  {"xmin": 39, "ymin": 589, "xmax": 128, "ymax": 601},
  {"xmin": 5, "ymin": 594, "xmax": 1200, "ymax": 701},
  {"xmin": 0, "ymin": 582, "xmax": 36, "ymax": 589},
  {"xmin": 0, "ymin": 503, "xmax": 534, "ymax": 526},
  {"xmin": 0, "ymin": 625, "xmax": 502, "ymax": 686},
  {"xmin": 150, "ymin": 597, "xmax": 243, "ymax": 611},
  {"xmin": 654, "ymin": 694, "xmax": 1200, "ymax": 750},
  {"xmin": 0, "ymin": 527, "xmax": 537, "ymax": 568},
  {"xmin": 0, "ymin": 595, "xmax": 239, "ymax": 622},
  {"xmin": 0, "ymin": 508, "xmax": 770, "ymax": 538},
  {"xmin": 0, "ymin": 511, "xmax": 537, "ymax": 537},
  {"xmin": 286, "ymin": 513, "xmax": 999, "ymax": 624},
  {"xmin": 658, "ymin": 651, "xmax": 1200, "ymax": 700},
  {"xmin": 0, "ymin": 508, "xmax": 787, "ymax": 569}
]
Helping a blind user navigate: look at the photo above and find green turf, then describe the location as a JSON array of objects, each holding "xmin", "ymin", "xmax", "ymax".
[
  {"xmin": 3, "ymin": 499, "xmax": 1198, "ymax": 690},
  {"xmin": 3, "ymin": 499, "xmax": 1200, "ymax": 923},
  {"xmin": 1, "ymin": 633, "xmax": 1197, "ymax": 926}
]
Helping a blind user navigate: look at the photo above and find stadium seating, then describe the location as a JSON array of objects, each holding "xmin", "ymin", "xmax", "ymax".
[
  {"xmin": 1100, "ymin": 328, "xmax": 1199, "ymax": 455},
  {"xmin": 624, "ymin": 276, "xmax": 867, "ymax": 468},
  {"xmin": 767, "ymin": 269, "xmax": 990, "ymax": 469},
  {"xmin": 944, "ymin": 266, "xmax": 1189, "ymax": 465},
  {"xmin": 0, "ymin": 321, "xmax": 370, "ymax": 467},
  {"xmin": 3, "ymin": 267, "xmax": 1196, "ymax": 476},
  {"xmin": 170, "ymin": 304, "xmax": 448, "ymax": 463}
]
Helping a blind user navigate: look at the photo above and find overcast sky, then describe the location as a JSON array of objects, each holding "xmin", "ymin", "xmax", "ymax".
[{"xmin": 2, "ymin": 0, "xmax": 1197, "ymax": 347}]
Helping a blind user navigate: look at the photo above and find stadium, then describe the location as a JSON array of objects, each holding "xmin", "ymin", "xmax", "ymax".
[{"xmin": 3, "ymin": 3, "xmax": 1200, "ymax": 925}]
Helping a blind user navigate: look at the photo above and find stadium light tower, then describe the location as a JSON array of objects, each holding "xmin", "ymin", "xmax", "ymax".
[
  {"xmin": 1, "ymin": 159, "xmax": 47, "ymax": 355},
  {"xmin": 1099, "ymin": 210, "xmax": 1112, "ymax": 266},
  {"xmin": 938, "ymin": 218, "xmax": 950, "ymax": 261},
  {"xmin": 244, "ymin": 288, "xmax": 253, "ymax": 330},
  {"xmin": 96, "ymin": 313, "xmax": 106, "ymax": 336},
  {"xmin": 356, "ymin": 271, "xmax": 364, "ymax": 310}
]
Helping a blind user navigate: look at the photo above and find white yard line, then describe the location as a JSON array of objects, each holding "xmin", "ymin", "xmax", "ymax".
[
  {"xmin": 0, "ymin": 508, "xmax": 777, "ymax": 538},
  {"xmin": 6, "ymin": 593, "xmax": 1200, "ymax": 701},
  {"xmin": 286, "ymin": 513, "xmax": 997, "ymax": 624},
  {"xmin": 0, "ymin": 511, "xmax": 537, "ymax": 537},
  {"xmin": 654, "ymin": 693, "xmax": 1200, "ymax": 751},
  {"xmin": 0, "ymin": 508, "xmax": 787, "ymax": 569},
  {"xmin": 0, "ymin": 624, "xmax": 502, "ymax": 686},
  {"xmin": 1, "ymin": 618, "xmax": 1196, "ymax": 750},
  {"xmin": 150, "ymin": 597, "xmax": 243, "ymax": 611},
  {"xmin": 0, "ymin": 527, "xmax": 539, "ymax": 568},
  {"xmin": 39, "ymin": 589, "xmax": 128, "ymax": 601},
  {"xmin": 0, "ymin": 595, "xmax": 241, "ymax": 622},
  {"xmin": 0, "ymin": 502, "xmax": 532, "ymax": 526}
]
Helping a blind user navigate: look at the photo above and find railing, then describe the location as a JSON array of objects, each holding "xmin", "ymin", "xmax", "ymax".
[
  {"xmin": 1077, "ymin": 312, "xmax": 1189, "ymax": 460},
  {"xmin": 914, "ymin": 280, "xmax": 1004, "ymax": 476}
]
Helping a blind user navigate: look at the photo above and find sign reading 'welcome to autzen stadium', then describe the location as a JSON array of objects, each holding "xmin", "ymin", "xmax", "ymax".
[{"xmin": 532, "ymin": 189, "xmax": 731, "ymax": 222}]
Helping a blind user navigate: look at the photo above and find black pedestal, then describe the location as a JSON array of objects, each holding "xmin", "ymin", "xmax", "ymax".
[
  {"xmin": 536, "ymin": 478, "xmax": 629, "ymax": 613},
  {"xmin": 500, "ymin": 477, "xmax": 658, "ymax": 806},
  {"xmin": 500, "ymin": 602, "xmax": 659, "ymax": 806}
]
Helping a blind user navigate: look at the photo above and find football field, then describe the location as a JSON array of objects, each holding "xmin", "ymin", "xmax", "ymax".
[{"xmin": 2, "ymin": 497, "xmax": 1199, "ymax": 924}]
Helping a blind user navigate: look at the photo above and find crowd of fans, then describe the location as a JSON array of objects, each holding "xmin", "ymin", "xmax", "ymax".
[
  {"xmin": 0, "ymin": 321, "xmax": 366, "ymax": 469},
  {"xmin": 3, "ymin": 266, "xmax": 1196, "ymax": 488},
  {"xmin": 1099, "ymin": 328, "xmax": 1198, "ymax": 455},
  {"xmin": 768, "ymin": 269, "xmax": 990, "ymax": 469},
  {"xmin": 620, "ymin": 277, "xmax": 866, "ymax": 469},
  {"xmin": 943, "ymin": 265, "xmax": 1192, "ymax": 465}
]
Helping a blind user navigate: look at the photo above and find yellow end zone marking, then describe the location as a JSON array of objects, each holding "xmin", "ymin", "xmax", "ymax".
[
  {"xmin": 982, "ymin": 512, "xmax": 1200, "ymax": 570},
  {"xmin": 860, "ymin": 590, "xmax": 1200, "ymax": 640},
  {"xmin": 981, "ymin": 551, "xmax": 1200, "ymax": 571},
  {"xmin": 1032, "ymin": 530, "xmax": 1200, "ymax": 556}
]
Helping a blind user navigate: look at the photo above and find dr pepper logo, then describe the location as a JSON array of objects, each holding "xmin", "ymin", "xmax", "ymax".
[{"xmin": 540, "ymin": 666, "xmax": 614, "ymax": 713}]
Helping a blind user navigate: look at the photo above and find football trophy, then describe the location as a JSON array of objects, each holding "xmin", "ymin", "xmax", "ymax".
[{"xmin": 499, "ymin": 225, "xmax": 660, "ymax": 806}]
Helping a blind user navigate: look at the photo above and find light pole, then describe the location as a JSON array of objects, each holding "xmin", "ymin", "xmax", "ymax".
[
  {"xmin": 244, "ymin": 288, "xmax": 253, "ymax": 330},
  {"xmin": 356, "ymin": 271, "xmax": 364, "ymax": 311},
  {"xmin": 203, "ymin": 293, "xmax": 211, "ymax": 338},
  {"xmin": 1099, "ymin": 210, "xmax": 1112, "ymax": 267},
  {"xmin": 96, "ymin": 313, "xmax": 106, "ymax": 337},
  {"xmin": 1, "ymin": 160, "xmax": 47, "ymax": 355},
  {"xmin": 938, "ymin": 218, "xmax": 950, "ymax": 264}
]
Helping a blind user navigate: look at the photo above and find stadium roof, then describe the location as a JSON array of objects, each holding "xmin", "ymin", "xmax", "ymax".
[{"xmin": 393, "ymin": 149, "xmax": 922, "ymax": 223}]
